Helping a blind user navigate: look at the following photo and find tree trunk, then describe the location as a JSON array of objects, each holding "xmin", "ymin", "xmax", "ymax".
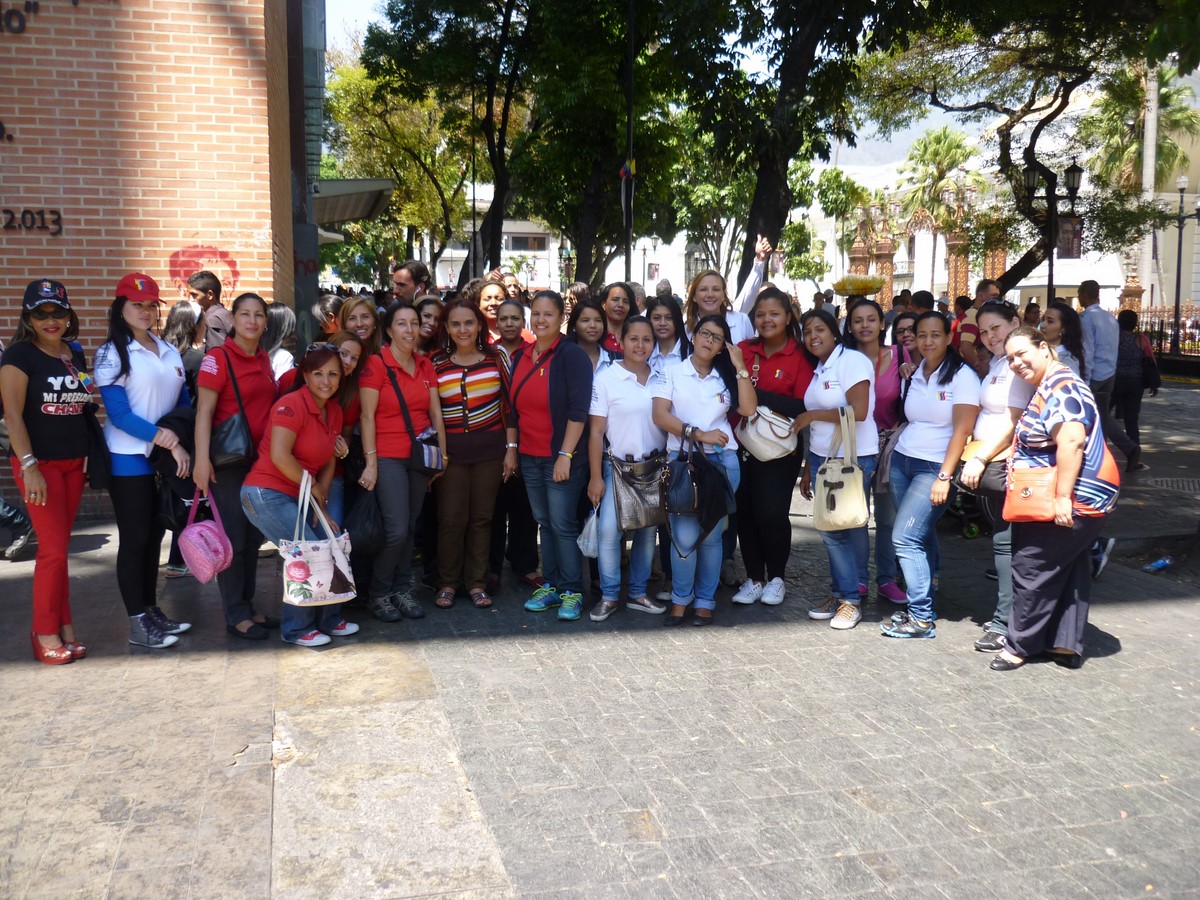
[
  {"xmin": 929, "ymin": 230, "xmax": 939, "ymax": 294},
  {"xmin": 737, "ymin": 153, "xmax": 792, "ymax": 292},
  {"xmin": 571, "ymin": 156, "xmax": 609, "ymax": 286}
]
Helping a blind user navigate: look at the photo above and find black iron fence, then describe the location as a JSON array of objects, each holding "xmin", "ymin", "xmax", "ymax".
[{"xmin": 1135, "ymin": 305, "xmax": 1200, "ymax": 357}]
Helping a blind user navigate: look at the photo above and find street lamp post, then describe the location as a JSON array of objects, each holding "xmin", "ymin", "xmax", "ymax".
[
  {"xmin": 1022, "ymin": 160, "xmax": 1084, "ymax": 304},
  {"xmin": 1170, "ymin": 176, "xmax": 1200, "ymax": 356}
]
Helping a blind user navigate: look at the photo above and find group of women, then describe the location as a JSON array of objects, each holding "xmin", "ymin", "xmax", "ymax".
[{"xmin": 4, "ymin": 271, "xmax": 1116, "ymax": 670}]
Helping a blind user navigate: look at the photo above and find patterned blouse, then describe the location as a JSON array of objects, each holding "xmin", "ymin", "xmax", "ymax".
[
  {"xmin": 1012, "ymin": 363, "xmax": 1119, "ymax": 516},
  {"xmin": 431, "ymin": 351, "xmax": 509, "ymax": 464}
]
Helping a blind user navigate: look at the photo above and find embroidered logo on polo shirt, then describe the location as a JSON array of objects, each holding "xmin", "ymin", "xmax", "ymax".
[
  {"xmin": 199, "ymin": 355, "xmax": 220, "ymax": 375},
  {"xmin": 823, "ymin": 380, "xmax": 839, "ymax": 390},
  {"xmin": 275, "ymin": 405, "xmax": 296, "ymax": 418},
  {"xmin": 937, "ymin": 391, "xmax": 953, "ymax": 401}
]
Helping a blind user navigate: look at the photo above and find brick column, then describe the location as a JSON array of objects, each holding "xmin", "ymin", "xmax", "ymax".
[
  {"xmin": 874, "ymin": 239, "xmax": 897, "ymax": 308},
  {"xmin": 945, "ymin": 232, "xmax": 969, "ymax": 298}
]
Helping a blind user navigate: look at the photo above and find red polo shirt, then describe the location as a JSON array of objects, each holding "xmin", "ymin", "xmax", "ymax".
[
  {"xmin": 738, "ymin": 338, "xmax": 814, "ymax": 398},
  {"xmin": 360, "ymin": 350, "xmax": 435, "ymax": 459},
  {"xmin": 245, "ymin": 389, "xmax": 343, "ymax": 499},
  {"xmin": 196, "ymin": 342, "xmax": 277, "ymax": 444},
  {"xmin": 510, "ymin": 338, "xmax": 559, "ymax": 458}
]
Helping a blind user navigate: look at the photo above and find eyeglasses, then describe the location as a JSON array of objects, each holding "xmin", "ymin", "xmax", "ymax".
[
  {"xmin": 30, "ymin": 307, "xmax": 70, "ymax": 321},
  {"xmin": 695, "ymin": 328, "xmax": 725, "ymax": 345},
  {"xmin": 894, "ymin": 326, "xmax": 915, "ymax": 336},
  {"xmin": 306, "ymin": 342, "xmax": 338, "ymax": 354}
]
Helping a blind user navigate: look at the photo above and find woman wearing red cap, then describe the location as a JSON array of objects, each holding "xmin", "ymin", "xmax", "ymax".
[
  {"xmin": 0, "ymin": 280, "xmax": 91, "ymax": 663},
  {"xmin": 95, "ymin": 274, "xmax": 194, "ymax": 650}
]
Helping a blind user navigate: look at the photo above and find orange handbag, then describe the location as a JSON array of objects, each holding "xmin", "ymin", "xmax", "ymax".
[{"xmin": 1002, "ymin": 464, "xmax": 1057, "ymax": 522}]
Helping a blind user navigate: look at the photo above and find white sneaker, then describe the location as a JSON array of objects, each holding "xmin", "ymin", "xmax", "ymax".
[
  {"xmin": 830, "ymin": 601, "xmax": 862, "ymax": 630},
  {"xmin": 656, "ymin": 583, "xmax": 673, "ymax": 602},
  {"xmin": 731, "ymin": 579, "xmax": 764, "ymax": 604},
  {"xmin": 291, "ymin": 630, "xmax": 332, "ymax": 647},
  {"xmin": 760, "ymin": 578, "xmax": 786, "ymax": 606}
]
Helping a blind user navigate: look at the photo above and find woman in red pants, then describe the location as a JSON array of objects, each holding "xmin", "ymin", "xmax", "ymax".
[{"xmin": 0, "ymin": 280, "xmax": 92, "ymax": 664}]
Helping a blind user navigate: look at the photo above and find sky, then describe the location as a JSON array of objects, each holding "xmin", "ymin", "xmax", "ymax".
[{"xmin": 326, "ymin": 0, "xmax": 383, "ymax": 50}]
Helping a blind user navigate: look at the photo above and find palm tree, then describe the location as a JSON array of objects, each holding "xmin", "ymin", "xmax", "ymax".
[
  {"xmin": 1078, "ymin": 63, "xmax": 1200, "ymax": 192},
  {"xmin": 896, "ymin": 126, "xmax": 982, "ymax": 291}
]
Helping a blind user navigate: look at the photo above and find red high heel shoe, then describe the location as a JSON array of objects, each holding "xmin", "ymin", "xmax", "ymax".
[
  {"xmin": 31, "ymin": 630, "xmax": 74, "ymax": 665},
  {"xmin": 62, "ymin": 637, "xmax": 87, "ymax": 659}
]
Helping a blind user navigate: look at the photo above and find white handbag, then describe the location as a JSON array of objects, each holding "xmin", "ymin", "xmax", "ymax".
[
  {"xmin": 736, "ymin": 406, "xmax": 798, "ymax": 462},
  {"xmin": 278, "ymin": 472, "xmax": 357, "ymax": 606},
  {"xmin": 813, "ymin": 406, "xmax": 869, "ymax": 532}
]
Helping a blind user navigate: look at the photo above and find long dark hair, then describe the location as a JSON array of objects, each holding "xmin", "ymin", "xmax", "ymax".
[
  {"xmin": 799, "ymin": 308, "xmax": 843, "ymax": 368},
  {"xmin": 749, "ymin": 287, "xmax": 802, "ymax": 348},
  {"xmin": 281, "ymin": 344, "xmax": 341, "ymax": 400},
  {"xmin": 97, "ymin": 296, "xmax": 141, "ymax": 381},
  {"xmin": 693, "ymin": 313, "xmax": 739, "ymax": 398},
  {"xmin": 162, "ymin": 302, "xmax": 199, "ymax": 354},
  {"xmin": 330, "ymin": 330, "xmax": 366, "ymax": 408},
  {"xmin": 841, "ymin": 297, "xmax": 886, "ymax": 351},
  {"xmin": 891, "ymin": 310, "xmax": 919, "ymax": 346},
  {"xmin": 644, "ymin": 294, "xmax": 691, "ymax": 361},
  {"xmin": 567, "ymin": 299, "xmax": 608, "ymax": 344},
  {"xmin": 1047, "ymin": 300, "xmax": 1087, "ymax": 380},
  {"xmin": 915, "ymin": 310, "xmax": 967, "ymax": 386},
  {"xmin": 262, "ymin": 301, "xmax": 296, "ymax": 357}
]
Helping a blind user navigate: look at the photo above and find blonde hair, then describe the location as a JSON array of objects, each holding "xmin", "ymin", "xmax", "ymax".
[
  {"xmin": 684, "ymin": 269, "xmax": 731, "ymax": 334},
  {"xmin": 336, "ymin": 296, "xmax": 380, "ymax": 355}
]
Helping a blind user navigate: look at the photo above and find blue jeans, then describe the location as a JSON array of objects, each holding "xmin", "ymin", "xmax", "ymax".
[
  {"xmin": 597, "ymin": 459, "xmax": 656, "ymax": 601},
  {"xmin": 240, "ymin": 484, "xmax": 344, "ymax": 642},
  {"xmin": 808, "ymin": 451, "xmax": 877, "ymax": 605},
  {"xmin": 889, "ymin": 452, "xmax": 951, "ymax": 622},
  {"xmin": 522, "ymin": 455, "xmax": 587, "ymax": 594},
  {"xmin": 669, "ymin": 449, "xmax": 740, "ymax": 611},
  {"xmin": 871, "ymin": 482, "xmax": 899, "ymax": 586},
  {"xmin": 327, "ymin": 476, "xmax": 345, "ymax": 529}
]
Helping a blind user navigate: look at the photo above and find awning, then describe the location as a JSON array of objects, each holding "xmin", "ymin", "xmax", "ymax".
[
  {"xmin": 312, "ymin": 179, "xmax": 394, "ymax": 226},
  {"xmin": 317, "ymin": 227, "xmax": 345, "ymax": 246}
]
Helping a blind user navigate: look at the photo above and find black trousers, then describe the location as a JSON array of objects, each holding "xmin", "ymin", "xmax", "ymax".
[
  {"xmin": 1009, "ymin": 516, "xmax": 1104, "ymax": 658},
  {"xmin": 736, "ymin": 452, "xmax": 803, "ymax": 582},
  {"xmin": 109, "ymin": 474, "xmax": 166, "ymax": 617},
  {"xmin": 489, "ymin": 473, "xmax": 539, "ymax": 577},
  {"xmin": 1110, "ymin": 375, "xmax": 1144, "ymax": 446},
  {"xmin": 213, "ymin": 465, "xmax": 264, "ymax": 627}
]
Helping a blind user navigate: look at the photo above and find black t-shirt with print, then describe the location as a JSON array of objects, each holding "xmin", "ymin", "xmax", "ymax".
[{"xmin": 2, "ymin": 341, "xmax": 91, "ymax": 460}]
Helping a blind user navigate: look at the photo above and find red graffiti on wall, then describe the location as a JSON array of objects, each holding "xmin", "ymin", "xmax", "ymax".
[{"xmin": 168, "ymin": 245, "xmax": 241, "ymax": 300}]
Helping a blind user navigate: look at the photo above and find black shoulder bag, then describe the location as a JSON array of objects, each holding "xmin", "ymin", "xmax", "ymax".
[
  {"xmin": 381, "ymin": 354, "xmax": 443, "ymax": 475},
  {"xmin": 209, "ymin": 347, "xmax": 257, "ymax": 470}
]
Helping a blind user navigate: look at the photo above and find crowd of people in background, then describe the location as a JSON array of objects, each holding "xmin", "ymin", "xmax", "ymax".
[{"xmin": 3, "ymin": 251, "xmax": 1156, "ymax": 671}]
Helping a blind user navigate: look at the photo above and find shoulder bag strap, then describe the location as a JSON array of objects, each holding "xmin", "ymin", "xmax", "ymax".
[
  {"xmin": 380, "ymin": 352, "xmax": 418, "ymax": 442},
  {"xmin": 841, "ymin": 406, "xmax": 858, "ymax": 464},
  {"xmin": 218, "ymin": 347, "xmax": 249, "ymax": 422},
  {"xmin": 295, "ymin": 471, "xmax": 313, "ymax": 543},
  {"xmin": 509, "ymin": 343, "xmax": 556, "ymax": 411}
]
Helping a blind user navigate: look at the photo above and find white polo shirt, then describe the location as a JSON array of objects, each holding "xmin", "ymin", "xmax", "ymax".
[
  {"xmin": 95, "ymin": 334, "xmax": 187, "ymax": 456},
  {"xmin": 649, "ymin": 339, "xmax": 685, "ymax": 379},
  {"xmin": 686, "ymin": 309, "xmax": 755, "ymax": 346},
  {"xmin": 973, "ymin": 353, "xmax": 1035, "ymax": 445},
  {"xmin": 804, "ymin": 345, "xmax": 877, "ymax": 457},
  {"xmin": 896, "ymin": 359, "xmax": 981, "ymax": 463},
  {"xmin": 651, "ymin": 357, "xmax": 738, "ymax": 452},
  {"xmin": 590, "ymin": 363, "xmax": 667, "ymax": 460}
]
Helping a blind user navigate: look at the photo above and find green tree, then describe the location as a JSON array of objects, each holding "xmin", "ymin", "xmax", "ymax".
[
  {"xmin": 814, "ymin": 168, "xmax": 871, "ymax": 274},
  {"xmin": 1078, "ymin": 63, "xmax": 1200, "ymax": 192},
  {"xmin": 776, "ymin": 220, "xmax": 830, "ymax": 287},
  {"xmin": 325, "ymin": 58, "xmax": 471, "ymax": 271},
  {"xmin": 857, "ymin": 2, "xmax": 1170, "ymax": 291},
  {"xmin": 896, "ymin": 126, "xmax": 986, "ymax": 291}
]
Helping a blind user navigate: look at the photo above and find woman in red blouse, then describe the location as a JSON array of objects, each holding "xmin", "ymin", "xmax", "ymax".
[
  {"xmin": 193, "ymin": 292, "xmax": 279, "ymax": 640},
  {"xmin": 430, "ymin": 300, "xmax": 509, "ymax": 609},
  {"xmin": 358, "ymin": 304, "xmax": 447, "ymax": 622},
  {"xmin": 241, "ymin": 344, "xmax": 356, "ymax": 647},
  {"xmin": 598, "ymin": 282, "xmax": 633, "ymax": 353},
  {"xmin": 731, "ymin": 287, "xmax": 814, "ymax": 607}
]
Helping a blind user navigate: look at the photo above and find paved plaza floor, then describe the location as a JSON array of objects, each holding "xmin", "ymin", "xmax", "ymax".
[{"xmin": 2, "ymin": 387, "xmax": 1199, "ymax": 899}]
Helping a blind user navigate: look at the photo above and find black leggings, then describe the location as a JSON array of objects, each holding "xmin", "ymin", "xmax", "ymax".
[
  {"xmin": 736, "ymin": 452, "xmax": 803, "ymax": 582},
  {"xmin": 109, "ymin": 474, "xmax": 166, "ymax": 617}
]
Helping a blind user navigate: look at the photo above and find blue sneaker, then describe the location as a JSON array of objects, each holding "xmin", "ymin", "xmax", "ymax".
[
  {"xmin": 557, "ymin": 592, "xmax": 583, "ymax": 621},
  {"xmin": 524, "ymin": 583, "xmax": 561, "ymax": 612},
  {"xmin": 881, "ymin": 611, "xmax": 936, "ymax": 639}
]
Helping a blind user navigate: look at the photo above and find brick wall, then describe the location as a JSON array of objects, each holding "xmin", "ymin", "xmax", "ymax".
[{"xmin": 1, "ymin": 0, "xmax": 293, "ymax": 518}]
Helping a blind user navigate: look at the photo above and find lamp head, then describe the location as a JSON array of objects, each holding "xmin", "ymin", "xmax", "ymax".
[
  {"xmin": 1177, "ymin": 175, "xmax": 1190, "ymax": 193},
  {"xmin": 1023, "ymin": 164, "xmax": 1040, "ymax": 194},
  {"xmin": 1064, "ymin": 160, "xmax": 1084, "ymax": 198}
]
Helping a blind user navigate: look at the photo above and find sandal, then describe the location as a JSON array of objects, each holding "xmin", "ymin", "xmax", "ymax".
[
  {"xmin": 469, "ymin": 589, "xmax": 493, "ymax": 609},
  {"xmin": 434, "ymin": 588, "xmax": 456, "ymax": 609},
  {"xmin": 519, "ymin": 572, "xmax": 544, "ymax": 589}
]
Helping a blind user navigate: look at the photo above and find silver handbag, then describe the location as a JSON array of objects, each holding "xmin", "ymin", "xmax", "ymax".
[{"xmin": 610, "ymin": 453, "xmax": 668, "ymax": 531}]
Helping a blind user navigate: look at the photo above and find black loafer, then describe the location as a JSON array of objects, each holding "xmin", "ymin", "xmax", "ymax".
[
  {"xmin": 255, "ymin": 616, "xmax": 280, "ymax": 630},
  {"xmin": 664, "ymin": 614, "xmax": 685, "ymax": 627},
  {"xmin": 989, "ymin": 654, "xmax": 1025, "ymax": 671},
  {"xmin": 227, "ymin": 623, "xmax": 268, "ymax": 641},
  {"xmin": 692, "ymin": 613, "xmax": 713, "ymax": 627},
  {"xmin": 1049, "ymin": 652, "xmax": 1084, "ymax": 669}
]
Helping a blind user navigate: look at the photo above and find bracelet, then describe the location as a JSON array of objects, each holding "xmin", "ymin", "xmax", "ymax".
[
  {"xmin": 21, "ymin": 458, "xmax": 39, "ymax": 471},
  {"xmin": 365, "ymin": 449, "xmax": 377, "ymax": 456},
  {"xmin": 19, "ymin": 452, "xmax": 34, "ymax": 462},
  {"xmin": 558, "ymin": 450, "xmax": 574, "ymax": 459},
  {"xmin": 506, "ymin": 442, "xmax": 519, "ymax": 450}
]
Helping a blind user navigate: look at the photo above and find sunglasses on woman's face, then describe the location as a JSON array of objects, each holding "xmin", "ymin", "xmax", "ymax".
[{"xmin": 30, "ymin": 307, "xmax": 70, "ymax": 321}]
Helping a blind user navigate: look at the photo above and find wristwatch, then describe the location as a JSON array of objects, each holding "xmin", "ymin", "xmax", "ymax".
[
  {"xmin": 736, "ymin": 369, "xmax": 750, "ymax": 379},
  {"xmin": 936, "ymin": 472, "xmax": 952, "ymax": 482}
]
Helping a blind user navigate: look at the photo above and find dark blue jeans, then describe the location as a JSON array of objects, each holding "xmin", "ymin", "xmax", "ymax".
[
  {"xmin": 889, "ymin": 452, "xmax": 951, "ymax": 622},
  {"xmin": 521, "ymin": 455, "xmax": 587, "ymax": 594},
  {"xmin": 808, "ymin": 451, "xmax": 877, "ymax": 605},
  {"xmin": 0, "ymin": 492, "xmax": 31, "ymax": 533}
]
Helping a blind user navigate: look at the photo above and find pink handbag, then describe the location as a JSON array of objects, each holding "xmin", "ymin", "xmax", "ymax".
[{"xmin": 179, "ymin": 489, "xmax": 233, "ymax": 583}]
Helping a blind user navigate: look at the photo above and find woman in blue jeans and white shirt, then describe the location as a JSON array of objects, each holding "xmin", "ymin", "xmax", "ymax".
[
  {"xmin": 793, "ymin": 309, "xmax": 878, "ymax": 631},
  {"xmin": 651, "ymin": 314, "xmax": 756, "ymax": 626},
  {"xmin": 586, "ymin": 316, "xmax": 668, "ymax": 622},
  {"xmin": 240, "ymin": 344, "xmax": 358, "ymax": 647},
  {"xmin": 883, "ymin": 311, "xmax": 980, "ymax": 639},
  {"xmin": 506, "ymin": 290, "xmax": 593, "ymax": 622}
]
